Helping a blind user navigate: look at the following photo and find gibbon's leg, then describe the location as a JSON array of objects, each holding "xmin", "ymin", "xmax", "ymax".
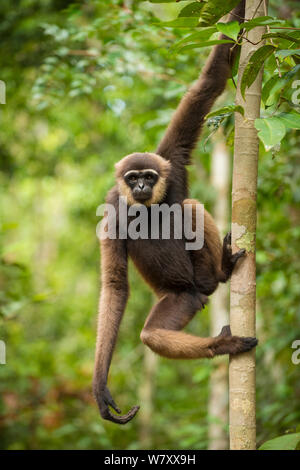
[
  {"xmin": 183, "ymin": 198, "xmax": 223, "ymax": 295},
  {"xmin": 140, "ymin": 291, "xmax": 257, "ymax": 359},
  {"xmin": 220, "ymin": 231, "xmax": 246, "ymax": 282},
  {"xmin": 183, "ymin": 200, "xmax": 245, "ymax": 287}
]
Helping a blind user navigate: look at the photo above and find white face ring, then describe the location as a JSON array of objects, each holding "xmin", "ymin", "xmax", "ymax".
[{"xmin": 124, "ymin": 169, "xmax": 159, "ymax": 178}]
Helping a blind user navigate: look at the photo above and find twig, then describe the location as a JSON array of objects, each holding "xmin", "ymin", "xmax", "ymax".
[
  {"xmin": 264, "ymin": 0, "xmax": 281, "ymax": 77},
  {"xmin": 251, "ymin": 0, "xmax": 264, "ymax": 20},
  {"xmin": 270, "ymin": 26, "xmax": 300, "ymax": 30}
]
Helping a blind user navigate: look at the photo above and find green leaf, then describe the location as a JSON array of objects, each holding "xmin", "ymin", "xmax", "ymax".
[
  {"xmin": 205, "ymin": 104, "xmax": 244, "ymax": 119},
  {"xmin": 277, "ymin": 111, "xmax": 300, "ymax": 129},
  {"xmin": 172, "ymin": 27, "xmax": 217, "ymax": 51},
  {"xmin": 262, "ymin": 65, "xmax": 300, "ymax": 106},
  {"xmin": 149, "ymin": 0, "xmax": 175, "ymax": 2},
  {"xmin": 178, "ymin": 2, "xmax": 203, "ymax": 18},
  {"xmin": 179, "ymin": 39, "xmax": 234, "ymax": 53},
  {"xmin": 32, "ymin": 292, "xmax": 52, "ymax": 302},
  {"xmin": 255, "ymin": 117, "xmax": 286, "ymax": 150},
  {"xmin": 262, "ymin": 75, "xmax": 283, "ymax": 106},
  {"xmin": 198, "ymin": 0, "xmax": 240, "ymax": 27},
  {"xmin": 216, "ymin": 21, "xmax": 240, "ymax": 41},
  {"xmin": 262, "ymin": 32, "xmax": 300, "ymax": 44},
  {"xmin": 153, "ymin": 17, "xmax": 199, "ymax": 28},
  {"xmin": 241, "ymin": 45, "xmax": 276, "ymax": 99},
  {"xmin": 1, "ymin": 300, "xmax": 27, "ymax": 318},
  {"xmin": 276, "ymin": 49, "xmax": 300, "ymax": 59},
  {"xmin": 241, "ymin": 16, "xmax": 286, "ymax": 31},
  {"xmin": 259, "ymin": 433, "xmax": 300, "ymax": 450}
]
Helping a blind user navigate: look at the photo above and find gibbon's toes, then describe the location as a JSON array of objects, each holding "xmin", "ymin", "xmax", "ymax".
[
  {"xmin": 232, "ymin": 336, "xmax": 258, "ymax": 355},
  {"xmin": 212, "ymin": 335, "xmax": 258, "ymax": 356},
  {"xmin": 236, "ymin": 248, "xmax": 246, "ymax": 259},
  {"xmin": 224, "ymin": 231, "xmax": 232, "ymax": 246},
  {"xmin": 218, "ymin": 325, "xmax": 232, "ymax": 337},
  {"xmin": 230, "ymin": 248, "xmax": 246, "ymax": 265}
]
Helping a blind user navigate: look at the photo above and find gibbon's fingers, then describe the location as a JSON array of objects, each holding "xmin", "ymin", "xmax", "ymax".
[
  {"xmin": 212, "ymin": 336, "xmax": 258, "ymax": 356},
  {"xmin": 99, "ymin": 402, "xmax": 140, "ymax": 425},
  {"xmin": 103, "ymin": 386, "xmax": 121, "ymax": 414},
  {"xmin": 231, "ymin": 249, "xmax": 246, "ymax": 263},
  {"xmin": 95, "ymin": 386, "xmax": 140, "ymax": 424},
  {"xmin": 218, "ymin": 325, "xmax": 232, "ymax": 337}
]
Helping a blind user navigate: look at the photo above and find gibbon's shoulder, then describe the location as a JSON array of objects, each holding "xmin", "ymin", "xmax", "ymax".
[{"xmin": 105, "ymin": 185, "xmax": 120, "ymax": 206}]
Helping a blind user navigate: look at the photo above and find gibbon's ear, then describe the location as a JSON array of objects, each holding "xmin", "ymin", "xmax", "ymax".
[
  {"xmin": 114, "ymin": 160, "xmax": 121, "ymax": 170},
  {"xmin": 114, "ymin": 160, "xmax": 123, "ymax": 177},
  {"xmin": 156, "ymin": 156, "xmax": 171, "ymax": 179}
]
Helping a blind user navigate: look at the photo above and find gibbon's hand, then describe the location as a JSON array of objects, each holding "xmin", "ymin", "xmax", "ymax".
[{"xmin": 95, "ymin": 385, "xmax": 140, "ymax": 425}]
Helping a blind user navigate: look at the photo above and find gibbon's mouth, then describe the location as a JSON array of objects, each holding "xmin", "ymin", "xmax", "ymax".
[
  {"xmin": 133, "ymin": 189, "xmax": 152, "ymax": 201},
  {"xmin": 134, "ymin": 194, "xmax": 151, "ymax": 202}
]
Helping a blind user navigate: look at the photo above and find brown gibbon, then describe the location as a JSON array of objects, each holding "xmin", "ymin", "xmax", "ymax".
[{"xmin": 93, "ymin": 0, "xmax": 257, "ymax": 424}]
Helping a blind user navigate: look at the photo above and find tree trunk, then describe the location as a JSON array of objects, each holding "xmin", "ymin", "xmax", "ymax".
[
  {"xmin": 208, "ymin": 133, "xmax": 230, "ymax": 450},
  {"xmin": 229, "ymin": 0, "xmax": 266, "ymax": 450},
  {"xmin": 138, "ymin": 347, "xmax": 158, "ymax": 448}
]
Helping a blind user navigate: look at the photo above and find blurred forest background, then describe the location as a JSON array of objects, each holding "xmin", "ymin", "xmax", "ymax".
[{"xmin": 0, "ymin": 0, "xmax": 300, "ymax": 450}]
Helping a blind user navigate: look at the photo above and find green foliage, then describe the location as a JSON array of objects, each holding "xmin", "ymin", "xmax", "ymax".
[
  {"xmin": 255, "ymin": 117, "xmax": 286, "ymax": 150},
  {"xmin": 240, "ymin": 16, "xmax": 286, "ymax": 31},
  {"xmin": 216, "ymin": 21, "xmax": 240, "ymax": 41},
  {"xmin": 171, "ymin": 27, "xmax": 217, "ymax": 51},
  {"xmin": 241, "ymin": 45, "xmax": 276, "ymax": 99},
  {"xmin": 154, "ymin": 2, "xmax": 300, "ymax": 155},
  {"xmin": 262, "ymin": 32, "xmax": 300, "ymax": 44},
  {"xmin": 278, "ymin": 111, "xmax": 300, "ymax": 129},
  {"xmin": 0, "ymin": 0, "xmax": 299, "ymax": 451},
  {"xmin": 205, "ymin": 104, "xmax": 244, "ymax": 119},
  {"xmin": 276, "ymin": 49, "xmax": 300, "ymax": 59},
  {"xmin": 198, "ymin": 0, "xmax": 240, "ymax": 27},
  {"xmin": 176, "ymin": 39, "xmax": 234, "ymax": 53},
  {"xmin": 153, "ymin": 17, "xmax": 199, "ymax": 28},
  {"xmin": 178, "ymin": 3, "xmax": 204, "ymax": 18},
  {"xmin": 259, "ymin": 432, "xmax": 300, "ymax": 450},
  {"xmin": 255, "ymin": 112, "xmax": 300, "ymax": 150},
  {"xmin": 262, "ymin": 65, "xmax": 300, "ymax": 106}
]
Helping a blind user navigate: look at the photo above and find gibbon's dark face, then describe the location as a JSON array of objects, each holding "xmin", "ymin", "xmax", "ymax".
[
  {"xmin": 124, "ymin": 169, "xmax": 159, "ymax": 202},
  {"xmin": 115, "ymin": 152, "xmax": 171, "ymax": 206}
]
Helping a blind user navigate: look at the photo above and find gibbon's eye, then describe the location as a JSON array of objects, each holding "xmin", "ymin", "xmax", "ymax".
[
  {"xmin": 145, "ymin": 173, "xmax": 153, "ymax": 181},
  {"xmin": 128, "ymin": 175, "xmax": 137, "ymax": 183}
]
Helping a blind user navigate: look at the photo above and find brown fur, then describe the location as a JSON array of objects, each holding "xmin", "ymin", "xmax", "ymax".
[{"xmin": 93, "ymin": 1, "xmax": 257, "ymax": 425}]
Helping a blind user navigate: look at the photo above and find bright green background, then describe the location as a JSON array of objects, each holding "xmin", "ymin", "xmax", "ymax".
[{"xmin": 0, "ymin": 0, "xmax": 299, "ymax": 450}]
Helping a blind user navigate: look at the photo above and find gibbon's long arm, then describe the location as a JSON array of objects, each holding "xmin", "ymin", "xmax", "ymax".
[
  {"xmin": 93, "ymin": 236, "xmax": 140, "ymax": 424},
  {"xmin": 156, "ymin": 0, "xmax": 245, "ymax": 167}
]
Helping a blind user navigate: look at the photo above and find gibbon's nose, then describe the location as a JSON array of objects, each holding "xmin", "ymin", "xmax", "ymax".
[{"xmin": 138, "ymin": 179, "xmax": 144, "ymax": 190}]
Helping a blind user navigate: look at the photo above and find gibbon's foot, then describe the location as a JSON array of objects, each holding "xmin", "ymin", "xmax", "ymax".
[
  {"xmin": 221, "ymin": 232, "xmax": 246, "ymax": 280},
  {"xmin": 224, "ymin": 231, "xmax": 246, "ymax": 264},
  {"xmin": 212, "ymin": 325, "xmax": 258, "ymax": 356},
  {"xmin": 231, "ymin": 248, "xmax": 246, "ymax": 264},
  {"xmin": 224, "ymin": 231, "xmax": 232, "ymax": 247}
]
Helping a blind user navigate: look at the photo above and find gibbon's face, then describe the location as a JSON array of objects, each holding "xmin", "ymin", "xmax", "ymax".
[
  {"xmin": 115, "ymin": 152, "xmax": 171, "ymax": 206},
  {"xmin": 124, "ymin": 169, "xmax": 158, "ymax": 202}
]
